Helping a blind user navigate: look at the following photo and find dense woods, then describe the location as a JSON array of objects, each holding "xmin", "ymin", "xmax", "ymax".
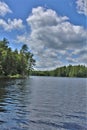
[
  {"xmin": 0, "ymin": 38, "xmax": 35, "ymax": 78},
  {"xmin": 32, "ymin": 65, "xmax": 87, "ymax": 77},
  {"xmin": 0, "ymin": 38, "xmax": 87, "ymax": 78}
]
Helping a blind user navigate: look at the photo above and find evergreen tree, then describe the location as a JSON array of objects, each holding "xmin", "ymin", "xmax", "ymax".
[{"xmin": 0, "ymin": 39, "xmax": 35, "ymax": 77}]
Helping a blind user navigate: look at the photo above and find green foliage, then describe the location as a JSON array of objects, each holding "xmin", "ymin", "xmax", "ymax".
[
  {"xmin": 32, "ymin": 65, "xmax": 87, "ymax": 78},
  {"xmin": 0, "ymin": 38, "xmax": 35, "ymax": 77}
]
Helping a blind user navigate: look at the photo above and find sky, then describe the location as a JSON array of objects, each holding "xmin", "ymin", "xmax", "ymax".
[{"xmin": 0, "ymin": 0, "xmax": 87, "ymax": 70}]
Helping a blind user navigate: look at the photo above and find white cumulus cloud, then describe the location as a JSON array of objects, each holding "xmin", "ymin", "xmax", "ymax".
[
  {"xmin": 76, "ymin": 0, "xmax": 87, "ymax": 15},
  {"xmin": 0, "ymin": 1, "xmax": 12, "ymax": 16},
  {"xmin": 0, "ymin": 18, "xmax": 24, "ymax": 31},
  {"xmin": 17, "ymin": 7, "xmax": 87, "ymax": 70}
]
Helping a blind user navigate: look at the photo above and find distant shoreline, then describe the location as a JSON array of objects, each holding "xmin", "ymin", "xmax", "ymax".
[
  {"xmin": 31, "ymin": 65, "xmax": 87, "ymax": 78},
  {"xmin": 30, "ymin": 75, "xmax": 87, "ymax": 78}
]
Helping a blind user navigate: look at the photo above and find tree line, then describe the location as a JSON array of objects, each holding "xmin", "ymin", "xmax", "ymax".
[
  {"xmin": 32, "ymin": 65, "xmax": 87, "ymax": 77},
  {"xmin": 0, "ymin": 38, "xmax": 87, "ymax": 78},
  {"xmin": 0, "ymin": 38, "xmax": 35, "ymax": 78}
]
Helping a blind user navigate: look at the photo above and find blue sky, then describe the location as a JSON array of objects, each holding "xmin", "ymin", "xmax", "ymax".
[{"xmin": 0, "ymin": 0, "xmax": 87, "ymax": 70}]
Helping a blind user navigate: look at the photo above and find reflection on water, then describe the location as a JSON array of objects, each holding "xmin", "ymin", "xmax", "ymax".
[{"xmin": 0, "ymin": 77, "xmax": 87, "ymax": 130}]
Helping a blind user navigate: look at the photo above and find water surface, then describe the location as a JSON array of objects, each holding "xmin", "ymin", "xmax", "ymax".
[{"xmin": 0, "ymin": 76, "xmax": 87, "ymax": 130}]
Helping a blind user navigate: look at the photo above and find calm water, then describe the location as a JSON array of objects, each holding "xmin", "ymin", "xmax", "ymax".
[{"xmin": 0, "ymin": 76, "xmax": 87, "ymax": 130}]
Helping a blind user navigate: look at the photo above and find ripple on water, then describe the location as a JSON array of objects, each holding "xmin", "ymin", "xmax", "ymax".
[{"xmin": 0, "ymin": 77, "xmax": 87, "ymax": 130}]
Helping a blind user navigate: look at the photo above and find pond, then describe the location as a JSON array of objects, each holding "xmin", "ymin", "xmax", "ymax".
[{"xmin": 0, "ymin": 76, "xmax": 87, "ymax": 130}]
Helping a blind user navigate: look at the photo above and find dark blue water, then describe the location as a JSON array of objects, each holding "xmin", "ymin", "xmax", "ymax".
[{"xmin": 0, "ymin": 76, "xmax": 87, "ymax": 130}]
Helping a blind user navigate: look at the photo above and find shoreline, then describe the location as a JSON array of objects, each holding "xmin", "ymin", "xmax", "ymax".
[
  {"xmin": 0, "ymin": 75, "xmax": 86, "ymax": 79},
  {"xmin": 0, "ymin": 74, "xmax": 27, "ymax": 79}
]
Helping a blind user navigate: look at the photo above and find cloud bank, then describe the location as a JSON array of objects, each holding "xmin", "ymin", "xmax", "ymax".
[{"xmin": 17, "ymin": 7, "xmax": 87, "ymax": 70}]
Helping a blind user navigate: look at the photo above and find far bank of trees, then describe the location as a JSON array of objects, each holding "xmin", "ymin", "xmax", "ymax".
[
  {"xmin": 0, "ymin": 38, "xmax": 35, "ymax": 77},
  {"xmin": 0, "ymin": 38, "xmax": 87, "ymax": 78},
  {"xmin": 32, "ymin": 65, "xmax": 87, "ymax": 78}
]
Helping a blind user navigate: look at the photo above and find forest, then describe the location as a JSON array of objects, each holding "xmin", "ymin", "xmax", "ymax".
[
  {"xmin": 32, "ymin": 65, "xmax": 87, "ymax": 77},
  {"xmin": 0, "ymin": 38, "xmax": 35, "ymax": 78},
  {"xmin": 0, "ymin": 38, "xmax": 87, "ymax": 78}
]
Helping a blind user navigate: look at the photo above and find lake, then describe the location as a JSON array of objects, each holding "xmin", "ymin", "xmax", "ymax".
[{"xmin": 0, "ymin": 76, "xmax": 87, "ymax": 130}]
